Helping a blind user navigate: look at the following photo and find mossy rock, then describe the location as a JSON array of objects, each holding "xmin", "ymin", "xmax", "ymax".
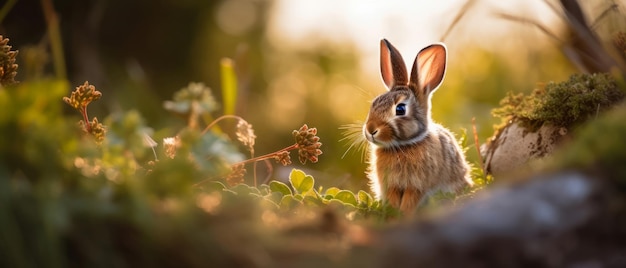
[
  {"xmin": 492, "ymin": 73, "xmax": 624, "ymax": 130},
  {"xmin": 482, "ymin": 122, "xmax": 569, "ymax": 175},
  {"xmin": 482, "ymin": 73, "xmax": 625, "ymax": 176}
]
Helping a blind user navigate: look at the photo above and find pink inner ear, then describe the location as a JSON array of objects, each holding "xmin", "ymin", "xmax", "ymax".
[
  {"xmin": 380, "ymin": 39, "xmax": 408, "ymax": 90},
  {"xmin": 380, "ymin": 45, "xmax": 394, "ymax": 89},
  {"xmin": 411, "ymin": 44, "xmax": 447, "ymax": 96}
]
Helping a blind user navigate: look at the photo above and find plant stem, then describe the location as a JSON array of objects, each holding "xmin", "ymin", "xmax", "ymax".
[
  {"xmin": 81, "ymin": 106, "xmax": 91, "ymax": 132},
  {"xmin": 472, "ymin": 117, "xmax": 486, "ymax": 176},
  {"xmin": 201, "ymin": 114, "xmax": 244, "ymax": 135},
  {"xmin": 188, "ymin": 102, "xmax": 198, "ymax": 130},
  {"xmin": 251, "ymin": 149, "xmax": 257, "ymax": 187},
  {"xmin": 233, "ymin": 144, "xmax": 298, "ymax": 166}
]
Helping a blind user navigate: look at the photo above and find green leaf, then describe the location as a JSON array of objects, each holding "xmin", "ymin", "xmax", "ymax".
[
  {"xmin": 220, "ymin": 58, "xmax": 238, "ymax": 115},
  {"xmin": 289, "ymin": 169, "xmax": 314, "ymax": 194},
  {"xmin": 324, "ymin": 187, "xmax": 341, "ymax": 198},
  {"xmin": 258, "ymin": 184, "xmax": 271, "ymax": 195},
  {"xmin": 280, "ymin": 195, "xmax": 301, "ymax": 210},
  {"xmin": 269, "ymin": 181, "xmax": 292, "ymax": 196},
  {"xmin": 249, "ymin": 193, "xmax": 263, "ymax": 199},
  {"xmin": 303, "ymin": 195, "xmax": 323, "ymax": 207},
  {"xmin": 221, "ymin": 189, "xmax": 238, "ymax": 197},
  {"xmin": 205, "ymin": 181, "xmax": 226, "ymax": 192},
  {"xmin": 328, "ymin": 199, "xmax": 357, "ymax": 210},
  {"xmin": 357, "ymin": 190, "xmax": 374, "ymax": 207},
  {"xmin": 260, "ymin": 198, "xmax": 280, "ymax": 210},
  {"xmin": 334, "ymin": 190, "xmax": 358, "ymax": 206},
  {"xmin": 230, "ymin": 184, "xmax": 258, "ymax": 195},
  {"xmin": 266, "ymin": 191, "xmax": 284, "ymax": 204}
]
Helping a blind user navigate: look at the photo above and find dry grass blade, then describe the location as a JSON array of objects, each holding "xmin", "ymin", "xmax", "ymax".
[
  {"xmin": 472, "ymin": 117, "xmax": 486, "ymax": 177},
  {"xmin": 499, "ymin": 0, "xmax": 625, "ymax": 74},
  {"xmin": 558, "ymin": 0, "xmax": 619, "ymax": 73},
  {"xmin": 494, "ymin": 12, "xmax": 563, "ymax": 43},
  {"xmin": 440, "ymin": 0, "xmax": 479, "ymax": 42},
  {"xmin": 589, "ymin": 3, "xmax": 619, "ymax": 29}
]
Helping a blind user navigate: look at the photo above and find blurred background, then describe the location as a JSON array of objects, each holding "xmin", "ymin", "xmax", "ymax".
[{"xmin": 1, "ymin": 0, "xmax": 623, "ymax": 191}]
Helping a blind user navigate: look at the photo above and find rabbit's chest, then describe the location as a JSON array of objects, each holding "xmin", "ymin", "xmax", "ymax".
[{"xmin": 374, "ymin": 143, "xmax": 437, "ymax": 190}]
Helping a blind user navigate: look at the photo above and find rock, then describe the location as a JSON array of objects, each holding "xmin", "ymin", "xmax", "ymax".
[
  {"xmin": 372, "ymin": 172, "xmax": 626, "ymax": 267},
  {"xmin": 481, "ymin": 121, "xmax": 568, "ymax": 176}
]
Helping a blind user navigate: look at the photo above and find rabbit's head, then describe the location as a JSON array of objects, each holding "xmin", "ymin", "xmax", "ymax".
[{"xmin": 364, "ymin": 39, "xmax": 447, "ymax": 148}]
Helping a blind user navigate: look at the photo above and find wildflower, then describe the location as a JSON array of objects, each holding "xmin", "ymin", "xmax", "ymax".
[
  {"xmin": 293, "ymin": 124, "xmax": 323, "ymax": 164},
  {"xmin": 226, "ymin": 164, "xmax": 246, "ymax": 186},
  {"xmin": 89, "ymin": 118, "xmax": 106, "ymax": 144},
  {"xmin": 274, "ymin": 150, "xmax": 292, "ymax": 166},
  {"xmin": 63, "ymin": 81, "xmax": 102, "ymax": 111},
  {"xmin": 0, "ymin": 35, "xmax": 18, "ymax": 86}
]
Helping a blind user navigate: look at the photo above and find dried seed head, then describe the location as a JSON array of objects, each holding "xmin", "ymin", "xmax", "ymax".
[
  {"xmin": 163, "ymin": 136, "xmax": 180, "ymax": 159},
  {"xmin": 88, "ymin": 117, "xmax": 106, "ymax": 144},
  {"xmin": 226, "ymin": 164, "xmax": 246, "ymax": 186},
  {"xmin": 274, "ymin": 150, "xmax": 292, "ymax": 166},
  {"xmin": 235, "ymin": 119, "xmax": 256, "ymax": 151},
  {"xmin": 292, "ymin": 124, "xmax": 323, "ymax": 164},
  {"xmin": 63, "ymin": 81, "xmax": 102, "ymax": 110},
  {"xmin": 0, "ymin": 35, "xmax": 18, "ymax": 86}
]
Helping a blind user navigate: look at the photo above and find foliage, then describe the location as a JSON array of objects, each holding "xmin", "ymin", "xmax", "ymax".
[
  {"xmin": 0, "ymin": 32, "xmax": 479, "ymax": 267},
  {"xmin": 201, "ymin": 169, "xmax": 399, "ymax": 221},
  {"xmin": 552, "ymin": 103, "xmax": 626, "ymax": 186},
  {"xmin": 492, "ymin": 73, "xmax": 625, "ymax": 131}
]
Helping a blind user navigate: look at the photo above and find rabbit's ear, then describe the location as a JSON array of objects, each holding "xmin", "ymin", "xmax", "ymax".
[
  {"xmin": 380, "ymin": 39, "xmax": 408, "ymax": 90},
  {"xmin": 410, "ymin": 43, "xmax": 447, "ymax": 96}
]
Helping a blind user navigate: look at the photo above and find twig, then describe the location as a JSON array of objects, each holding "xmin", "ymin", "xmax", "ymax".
[
  {"xmin": 495, "ymin": 12, "xmax": 564, "ymax": 43},
  {"xmin": 41, "ymin": 0, "xmax": 66, "ymax": 80},
  {"xmin": 201, "ymin": 114, "xmax": 245, "ymax": 135}
]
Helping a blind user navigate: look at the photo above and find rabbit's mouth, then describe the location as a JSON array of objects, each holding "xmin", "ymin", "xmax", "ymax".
[{"xmin": 364, "ymin": 130, "xmax": 394, "ymax": 148}]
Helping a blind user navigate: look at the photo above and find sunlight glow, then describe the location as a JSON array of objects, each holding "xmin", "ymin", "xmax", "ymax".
[{"xmin": 268, "ymin": 0, "xmax": 560, "ymax": 77}]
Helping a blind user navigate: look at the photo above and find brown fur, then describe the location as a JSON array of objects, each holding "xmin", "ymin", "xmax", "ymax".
[
  {"xmin": 371, "ymin": 125, "xmax": 470, "ymax": 214},
  {"xmin": 364, "ymin": 39, "xmax": 472, "ymax": 215}
]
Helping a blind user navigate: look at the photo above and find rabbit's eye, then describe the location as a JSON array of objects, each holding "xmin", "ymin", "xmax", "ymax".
[{"xmin": 395, "ymin": 103, "xmax": 406, "ymax": 116}]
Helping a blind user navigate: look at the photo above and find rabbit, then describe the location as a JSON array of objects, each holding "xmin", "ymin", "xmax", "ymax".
[{"xmin": 363, "ymin": 39, "xmax": 473, "ymax": 214}]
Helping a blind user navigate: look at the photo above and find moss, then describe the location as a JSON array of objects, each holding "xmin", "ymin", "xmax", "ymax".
[
  {"xmin": 552, "ymin": 104, "xmax": 626, "ymax": 188},
  {"xmin": 492, "ymin": 73, "xmax": 625, "ymax": 131}
]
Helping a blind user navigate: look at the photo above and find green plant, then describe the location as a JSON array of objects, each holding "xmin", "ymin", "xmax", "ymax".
[
  {"xmin": 202, "ymin": 169, "xmax": 400, "ymax": 221},
  {"xmin": 492, "ymin": 73, "xmax": 625, "ymax": 131},
  {"xmin": 161, "ymin": 80, "xmax": 323, "ymax": 187},
  {"xmin": 0, "ymin": 32, "xmax": 486, "ymax": 268}
]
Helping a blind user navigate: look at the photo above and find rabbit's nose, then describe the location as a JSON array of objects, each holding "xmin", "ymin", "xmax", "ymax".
[{"xmin": 366, "ymin": 123, "xmax": 379, "ymax": 137}]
